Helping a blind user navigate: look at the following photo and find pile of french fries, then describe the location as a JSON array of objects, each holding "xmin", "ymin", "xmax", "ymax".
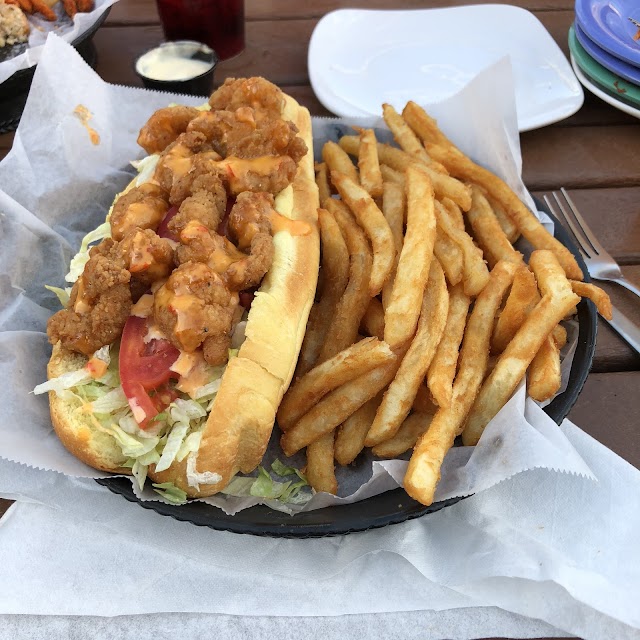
[{"xmin": 277, "ymin": 102, "xmax": 612, "ymax": 506}]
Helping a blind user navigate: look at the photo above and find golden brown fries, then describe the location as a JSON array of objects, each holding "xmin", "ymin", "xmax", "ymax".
[
  {"xmin": 306, "ymin": 432, "xmax": 338, "ymax": 494},
  {"xmin": 366, "ymin": 260, "xmax": 448, "ymax": 447},
  {"xmin": 380, "ymin": 164, "xmax": 405, "ymax": 187},
  {"xmin": 483, "ymin": 191, "xmax": 520, "ymax": 244},
  {"xmin": 384, "ymin": 166, "xmax": 436, "ymax": 347},
  {"xmin": 570, "ymin": 281, "xmax": 613, "ymax": 320},
  {"xmin": 491, "ymin": 265, "xmax": 540, "ymax": 354},
  {"xmin": 441, "ymin": 197, "xmax": 465, "ymax": 232},
  {"xmin": 338, "ymin": 136, "xmax": 471, "ymax": 210},
  {"xmin": 527, "ymin": 331, "xmax": 562, "ymax": 402},
  {"xmin": 413, "ymin": 384, "xmax": 438, "ymax": 415},
  {"xmin": 32, "ymin": 0, "xmax": 56, "ymax": 20},
  {"xmin": 296, "ymin": 207, "xmax": 349, "ymax": 376},
  {"xmin": 381, "ymin": 181, "xmax": 405, "ymax": 308},
  {"xmin": 427, "ymin": 283, "xmax": 471, "ymax": 408},
  {"xmin": 466, "ymin": 185, "xmax": 523, "ymax": 268},
  {"xmin": 383, "ymin": 103, "xmax": 435, "ymax": 167},
  {"xmin": 331, "ymin": 171, "xmax": 394, "ymax": 297},
  {"xmin": 281, "ymin": 354, "xmax": 401, "ymax": 457},
  {"xmin": 434, "ymin": 226, "xmax": 464, "ymax": 286},
  {"xmin": 360, "ymin": 296, "xmax": 385, "ymax": 340},
  {"xmin": 323, "ymin": 140, "xmax": 359, "ymax": 184},
  {"xmin": 401, "ymin": 101, "xmax": 582, "ymax": 280},
  {"xmin": 405, "ymin": 261, "xmax": 518, "ymax": 504},
  {"xmin": 335, "ymin": 394, "xmax": 383, "ymax": 465},
  {"xmin": 463, "ymin": 251, "xmax": 580, "ymax": 445},
  {"xmin": 372, "ymin": 412, "xmax": 434, "ymax": 458},
  {"xmin": 317, "ymin": 200, "xmax": 372, "ymax": 362},
  {"xmin": 435, "ymin": 200, "xmax": 489, "ymax": 297},
  {"xmin": 315, "ymin": 163, "xmax": 332, "ymax": 206},
  {"xmin": 278, "ymin": 337, "xmax": 395, "ymax": 431},
  {"xmin": 357, "ymin": 128, "xmax": 384, "ymax": 198}
]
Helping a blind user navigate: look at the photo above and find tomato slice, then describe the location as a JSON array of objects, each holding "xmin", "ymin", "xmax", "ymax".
[
  {"xmin": 157, "ymin": 205, "xmax": 179, "ymax": 242},
  {"xmin": 119, "ymin": 316, "xmax": 180, "ymax": 429}
]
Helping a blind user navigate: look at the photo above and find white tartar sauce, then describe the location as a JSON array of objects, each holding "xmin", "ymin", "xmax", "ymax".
[{"xmin": 137, "ymin": 49, "xmax": 212, "ymax": 81}]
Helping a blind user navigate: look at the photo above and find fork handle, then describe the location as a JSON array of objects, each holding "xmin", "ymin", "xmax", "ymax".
[
  {"xmin": 604, "ymin": 305, "xmax": 640, "ymax": 355},
  {"xmin": 610, "ymin": 276, "xmax": 640, "ymax": 300}
]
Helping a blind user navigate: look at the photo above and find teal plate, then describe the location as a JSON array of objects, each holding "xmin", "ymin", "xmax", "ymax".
[{"xmin": 568, "ymin": 25, "xmax": 640, "ymax": 110}]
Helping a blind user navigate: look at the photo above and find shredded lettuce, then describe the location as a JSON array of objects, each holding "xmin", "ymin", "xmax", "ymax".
[
  {"xmin": 65, "ymin": 221, "xmax": 112, "ymax": 284},
  {"xmin": 193, "ymin": 378, "xmax": 222, "ymax": 400},
  {"xmin": 248, "ymin": 467, "xmax": 311, "ymax": 505},
  {"xmin": 131, "ymin": 154, "xmax": 160, "ymax": 186},
  {"xmin": 132, "ymin": 460, "xmax": 148, "ymax": 492},
  {"xmin": 45, "ymin": 285, "xmax": 72, "ymax": 308},
  {"xmin": 176, "ymin": 431, "xmax": 203, "ymax": 463},
  {"xmin": 152, "ymin": 482, "xmax": 188, "ymax": 505},
  {"xmin": 155, "ymin": 423, "xmax": 188, "ymax": 472},
  {"xmin": 33, "ymin": 368, "xmax": 94, "ymax": 395},
  {"xmin": 90, "ymin": 386, "xmax": 129, "ymax": 414},
  {"xmin": 271, "ymin": 459, "xmax": 299, "ymax": 477},
  {"xmin": 101, "ymin": 423, "xmax": 160, "ymax": 459}
]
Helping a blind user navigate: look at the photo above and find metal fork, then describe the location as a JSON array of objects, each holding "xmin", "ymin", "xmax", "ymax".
[
  {"xmin": 544, "ymin": 188, "xmax": 640, "ymax": 298},
  {"xmin": 544, "ymin": 189, "xmax": 640, "ymax": 354}
]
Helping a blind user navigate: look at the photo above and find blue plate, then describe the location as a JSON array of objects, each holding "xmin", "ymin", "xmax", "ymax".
[
  {"xmin": 575, "ymin": 0, "xmax": 640, "ymax": 68},
  {"xmin": 575, "ymin": 21, "xmax": 640, "ymax": 85}
]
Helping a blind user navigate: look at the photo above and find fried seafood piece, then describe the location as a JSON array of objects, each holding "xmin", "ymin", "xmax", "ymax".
[
  {"xmin": 137, "ymin": 106, "xmax": 201, "ymax": 155},
  {"xmin": 153, "ymin": 262, "xmax": 238, "ymax": 363},
  {"xmin": 187, "ymin": 108, "xmax": 307, "ymax": 163},
  {"xmin": 61, "ymin": 0, "xmax": 77, "ymax": 18},
  {"xmin": 208, "ymin": 77, "xmax": 284, "ymax": 118},
  {"xmin": 176, "ymin": 219, "xmax": 274, "ymax": 291},
  {"xmin": 47, "ymin": 240, "xmax": 132, "ymax": 356},
  {"xmin": 203, "ymin": 333, "xmax": 232, "ymax": 367},
  {"xmin": 110, "ymin": 183, "xmax": 170, "ymax": 241},
  {"xmin": 220, "ymin": 155, "xmax": 298, "ymax": 195},
  {"xmin": 167, "ymin": 154, "xmax": 228, "ymax": 211},
  {"xmin": 228, "ymin": 191, "xmax": 275, "ymax": 249},
  {"xmin": 118, "ymin": 228, "xmax": 174, "ymax": 285},
  {"xmin": 154, "ymin": 132, "xmax": 221, "ymax": 205}
]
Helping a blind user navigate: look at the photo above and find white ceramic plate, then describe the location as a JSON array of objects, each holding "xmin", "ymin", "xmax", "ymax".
[
  {"xmin": 308, "ymin": 5, "xmax": 584, "ymax": 132},
  {"xmin": 570, "ymin": 54, "xmax": 640, "ymax": 120}
]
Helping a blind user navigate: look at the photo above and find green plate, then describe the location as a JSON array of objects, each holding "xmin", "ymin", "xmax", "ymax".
[{"xmin": 568, "ymin": 25, "xmax": 640, "ymax": 109}]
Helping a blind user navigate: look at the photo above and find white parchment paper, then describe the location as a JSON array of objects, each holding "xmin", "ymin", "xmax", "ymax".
[
  {"xmin": 0, "ymin": 0, "xmax": 119, "ymax": 85},
  {"xmin": 0, "ymin": 36, "xmax": 593, "ymax": 517}
]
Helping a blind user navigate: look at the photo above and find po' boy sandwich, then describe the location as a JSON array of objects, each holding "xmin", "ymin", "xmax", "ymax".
[{"xmin": 35, "ymin": 77, "xmax": 320, "ymax": 499}]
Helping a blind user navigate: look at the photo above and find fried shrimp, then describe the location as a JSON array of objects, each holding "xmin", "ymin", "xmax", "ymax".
[
  {"xmin": 118, "ymin": 228, "xmax": 174, "ymax": 285},
  {"xmin": 47, "ymin": 240, "xmax": 132, "ymax": 356},
  {"xmin": 208, "ymin": 77, "xmax": 284, "ymax": 118},
  {"xmin": 187, "ymin": 108, "xmax": 307, "ymax": 162},
  {"xmin": 228, "ymin": 191, "xmax": 274, "ymax": 249},
  {"xmin": 110, "ymin": 183, "xmax": 170, "ymax": 241},
  {"xmin": 137, "ymin": 106, "xmax": 201, "ymax": 155},
  {"xmin": 224, "ymin": 232, "xmax": 274, "ymax": 291},
  {"xmin": 168, "ymin": 153, "xmax": 227, "ymax": 209},
  {"xmin": 153, "ymin": 262, "xmax": 238, "ymax": 358},
  {"xmin": 221, "ymin": 155, "xmax": 297, "ymax": 195}
]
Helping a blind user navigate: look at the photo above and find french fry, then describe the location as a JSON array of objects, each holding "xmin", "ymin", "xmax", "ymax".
[
  {"xmin": 315, "ymin": 162, "xmax": 332, "ymax": 206},
  {"xmin": 384, "ymin": 166, "xmax": 436, "ymax": 347},
  {"xmin": 32, "ymin": 0, "xmax": 56, "ymax": 19},
  {"xmin": 381, "ymin": 181, "xmax": 405, "ymax": 308},
  {"xmin": 405, "ymin": 260, "xmax": 518, "ymax": 505},
  {"xmin": 278, "ymin": 337, "xmax": 396, "ymax": 431},
  {"xmin": 318, "ymin": 199, "xmax": 372, "ymax": 362},
  {"xmin": 338, "ymin": 136, "xmax": 471, "ymax": 210},
  {"xmin": 425, "ymin": 141, "xmax": 583, "ymax": 280},
  {"xmin": 553, "ymin": 324, "xmax": 568, "ymax": 349},
  {"xmin": 281, "ymin": 355, "xmax": 402, "ymax": 457},
  {"xmin": 440, "ymin": 197, "xmax": 465, "ymax": 232},
  {"xmin": 427, "ymin": 283, "xmax": 471, "ymax": 408},
  {"xmin": 372, "ymin": 412, "xmax": 434, "ymax": 458},
  {"xmin": 570, "ymin": 281, "xmax": 613, "ymax": 320},
  {"xmin": 360, "ymin": 297, "xmax": 385, "ymax": 340},
  {"xmin": 306, "ymin": 432, "xmax": 338, "ymax": 494},
  {"xmin": 331, "ymin": 171, "xmax": 395, "ymax": 297},
  {"xmin": 323, "ymin": 140, "xmax": 359, "ymax": 184},
  {"xmin": 335, "ymin": 393, "xmax": 383, "ymax": 465},
  {"xmin": 380, "ymin": 164, "xmax": 405, "ymax": 187},
  {"xmin": 366, "ymin": 259, "xmax": 449, "ymax": 447},
  {"xmin": 462, "ymin": 251, "xmax": 580, "ymax": 445},
  {"xmin": 358, "ymin": 129, "xmax": 384, "ymax": 198},
  {"xmin": 402, "ymin": 100, "xmax": 451, "ymax": 148},
  {"xmin": 466, "ymin": 185, "xmax": 523, "ymax": 268},
  {"xmin": 435, "ymin": 200, "xmax": 489, "ymax": 297},
  {"xmin": 434, "ymin": 227, "xmax": 464, "ymax": 286},
  {"xmin": 383, "ymin": 103, "xmax": 437, "ymax": 167},
  {"xmin": 483, "ymin": 191, "xmax": 520, "ymax": 244},
  {"xmin": 491, "ymin": 265, "xmax": 540, "ymax": 354},
  {"xmin": 527, "ymin": 331, "xmax": 562, "ymax": 402},
  {"xmin": 296, "ymin": 207, "xmax": 349, "ymax": 376}
]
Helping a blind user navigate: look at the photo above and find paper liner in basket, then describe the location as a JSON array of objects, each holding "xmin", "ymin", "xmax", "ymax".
[{"xmin": 0, "ymin": 36, "xmax": 594, "ymax": 516}]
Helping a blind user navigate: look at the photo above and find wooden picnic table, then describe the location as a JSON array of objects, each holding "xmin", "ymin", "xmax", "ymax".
[{"xmin": 0, "ymin": 0, "xmax": 638, "ymax": 631}]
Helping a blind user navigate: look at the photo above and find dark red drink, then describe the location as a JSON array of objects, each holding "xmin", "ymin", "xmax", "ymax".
[{"xmin": 155, "ymin": 0, "xmax": 245, "ymax": 61}]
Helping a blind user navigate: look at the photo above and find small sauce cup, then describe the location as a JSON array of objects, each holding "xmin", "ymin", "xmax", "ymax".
[{"xmin": 135, "ymin": 41, "xmax": 218, "ymax": 96}]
